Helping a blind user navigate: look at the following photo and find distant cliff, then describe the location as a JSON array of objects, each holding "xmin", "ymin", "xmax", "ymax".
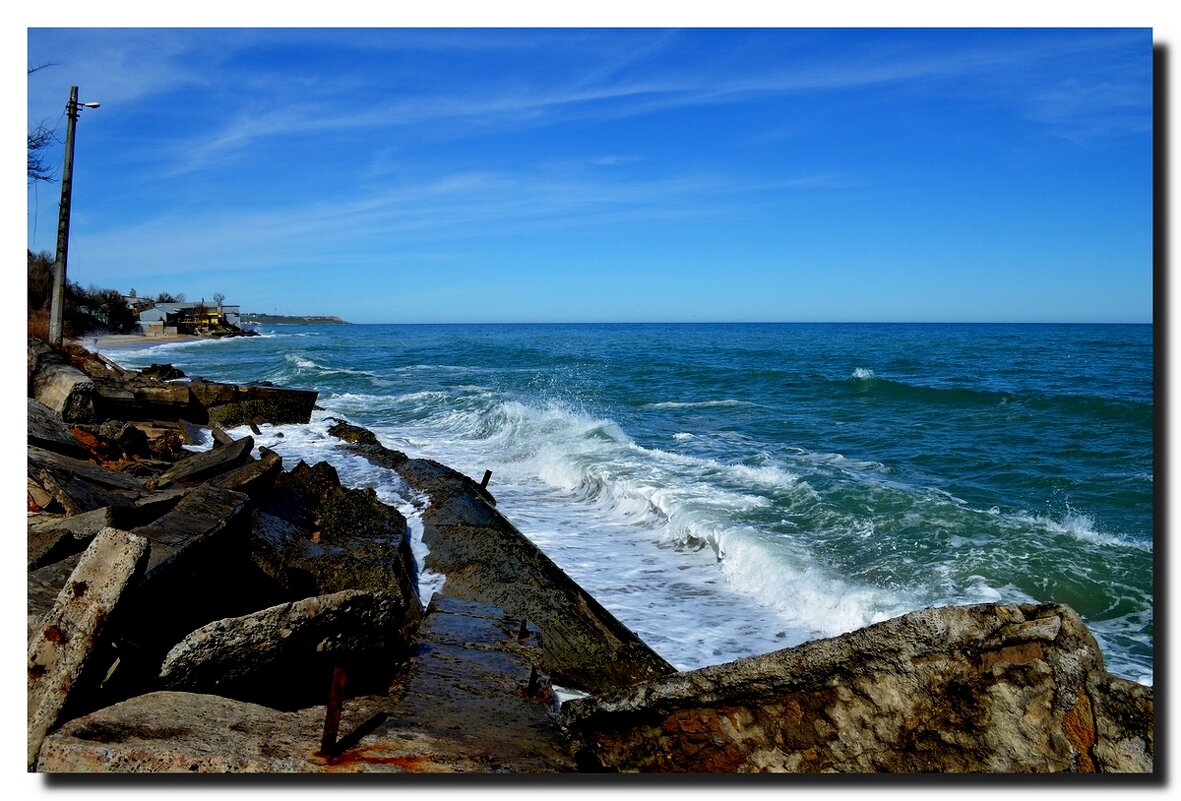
[{"xmin": 240, "ymin": 314, "xmax": 349, "ymax": 326}]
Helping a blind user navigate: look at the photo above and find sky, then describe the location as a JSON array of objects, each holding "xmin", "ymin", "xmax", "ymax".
[{"xmin": 23, "ymin": 25, "xmax": 1154, "ymax": 325}]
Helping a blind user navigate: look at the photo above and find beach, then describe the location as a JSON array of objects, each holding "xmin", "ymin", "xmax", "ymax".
[{"xmin": 74, "ymin": 333, "xmax": 202, "ymax": 351}]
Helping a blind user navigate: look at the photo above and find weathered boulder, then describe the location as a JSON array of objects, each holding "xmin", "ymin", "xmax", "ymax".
[
  {"xmin": 560, "ymin": 602, "xmax": 1154, "ymax": 773},
  {"xmin": 28, "ymin": 527, "xmax": 150, "ymax": 770},
  {"xmin": 418, "ymin": 486, "xmax": 676, "ymax": 695},
  {"xmin": 97, "ymin": 419, "xmax": 152, "ymax": 459},
  {"xmin": 37, "ymin": 691, "xmax": 341, "ymax": 772},
  {"xmin": 159, "ymin": 590, "xmax": 413, "ymax": 709},
  {"xmin": 250, "ymin": 461, "xmax": 420, "ymax": 626},
  {"xmin": 29, "ymin": 338, "xmax": 97, "ymax": 423}
]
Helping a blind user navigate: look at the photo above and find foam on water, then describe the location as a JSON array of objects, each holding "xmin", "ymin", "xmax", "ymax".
[
  {"xmin": 100, "ymin": 322, "xmax": 1153, "ymax": 684},
  {"xmin": 339, "ymin": 392, "xmax": 937, "ymax": 665}
]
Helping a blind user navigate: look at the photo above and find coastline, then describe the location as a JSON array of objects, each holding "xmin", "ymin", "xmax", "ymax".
[
  {"xmin": 70, "ymin": 333, "xmax": 203, "ymax": 351},
  {"xmin": 24, "ymin": 336, "xmax": 1154, "ymax": 774}
]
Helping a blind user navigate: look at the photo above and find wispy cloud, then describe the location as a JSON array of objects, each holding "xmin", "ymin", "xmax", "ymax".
[{"xmin": 144, "ymin": 28, "xmax": 1148, "ymax": 176}]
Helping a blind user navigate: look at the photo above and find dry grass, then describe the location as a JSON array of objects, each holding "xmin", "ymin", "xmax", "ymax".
[{"xmin": 28, "ymin": 310, "xmax": 50, "ymax": 341}]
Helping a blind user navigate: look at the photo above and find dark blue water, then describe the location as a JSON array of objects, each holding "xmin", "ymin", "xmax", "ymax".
[{"xmin": 103, "ymin": 322, "xmax": 1154, "ymax": 683}]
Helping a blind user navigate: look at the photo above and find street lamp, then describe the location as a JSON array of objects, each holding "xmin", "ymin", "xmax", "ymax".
[{"xmin": 48, "ymin": 86, "xmax": 100, "ymax": 347}]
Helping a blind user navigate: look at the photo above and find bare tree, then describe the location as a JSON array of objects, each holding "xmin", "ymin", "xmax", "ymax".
[{"xmin": 27, "ymin": 63, "xmax": 58, "ymax": 183}]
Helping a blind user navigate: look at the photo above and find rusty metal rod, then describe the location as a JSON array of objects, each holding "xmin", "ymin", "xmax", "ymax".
[
  {"xmin": 320, "ymin": 667, "xmax": 348, "ymax": 755},
  {"xmin": 481, "ymin": 469, "xmax": 493, "ymax": 489}
]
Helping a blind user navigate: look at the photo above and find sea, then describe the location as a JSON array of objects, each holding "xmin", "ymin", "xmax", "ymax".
[{"xmin": 97, "ymin": 322, "xmax": 1155, "ymax": 687}]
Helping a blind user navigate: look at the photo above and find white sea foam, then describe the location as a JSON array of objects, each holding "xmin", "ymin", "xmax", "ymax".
[
  {"xmin": 644, "ymin": 399, "xmax": 757, "ymax": 410},
  {"xmin": 322, "ymin": 393, "xmax": 925, "ymax": 665},
  {"xmin": 850, "ymin": 367, "xmax": 876, "ymax": 380},
  {"xmin": 1014, "ymin": 507, "xmax": 1150, "ymax": 551}
]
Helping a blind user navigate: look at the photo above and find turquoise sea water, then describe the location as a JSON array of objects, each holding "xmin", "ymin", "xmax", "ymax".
[{"xmin": 101, "ymin": 323, "xmax": 1154, "ymax": 685}]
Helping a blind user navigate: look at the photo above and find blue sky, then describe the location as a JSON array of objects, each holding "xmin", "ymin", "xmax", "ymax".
[{"xmin": 25, "ymin": 26, "xmax": 1153, "ymax": 324}]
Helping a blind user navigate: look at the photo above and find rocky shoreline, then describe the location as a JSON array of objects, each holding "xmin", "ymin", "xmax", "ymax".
[{"xmin": 26, "ymin": 336, "xmax": 1154, "ymax": 774}]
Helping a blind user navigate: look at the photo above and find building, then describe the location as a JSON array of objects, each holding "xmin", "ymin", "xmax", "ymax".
[{"xmin": 136, "ymin": 300, "xmax": 241, "ymax": 337}]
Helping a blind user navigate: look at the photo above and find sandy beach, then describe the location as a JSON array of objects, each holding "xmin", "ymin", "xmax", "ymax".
[{"xmin": 71, "ymin": 333, "xmax": 203, "ymax": 351}]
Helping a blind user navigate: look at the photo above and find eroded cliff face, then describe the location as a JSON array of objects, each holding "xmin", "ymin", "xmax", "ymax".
[{"xmin": 561, "ymin": 602, "xmax": 1153, "ymax": 773}]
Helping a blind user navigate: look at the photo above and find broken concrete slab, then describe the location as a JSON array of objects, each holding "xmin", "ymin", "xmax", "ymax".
[
  {"xmin": 28, "ymin": 527, "xmax": 150, "ymax": 771},
  {"xmin": 333, "ymin": 594, "xmax": 576, "ymax": 773},
  {"xmin": 28, "ymin": 398, "xmax": 90, "ymax": 460},
  {"xmin": 131, "ymin": 483, "xmax": 252, "ymax": 580},
  {"xmin": 28, "ymin": 552, "xmax": 84, "ymax": 634},
  {"xmin": 249, "ymin": 461, "xmax": 420, "ymax": 625},
  {"xmin": 36, "ymin": 690, "xmax": 338, "ymax": 772},
  {"xmin": 28, "ymin": 507, "xmax": 115, "ymax": 570},
  {"xmin": 29, "ymin": 339, "xmax": 97, "ymax": 423},
  {"xmin": 28, "ymin": 446, "xmax": 144, "ymax": 516},
  {"xmin": 159, "ymin": 590, "xmax": 414, "ymax": 707},
  {"xmin": 157, "ymin": 435, "xmax": 255, "ymax": 486},
  {"xmin": 419, "ymin": 488, "xmax": 675, "ymax": 695},
  {"xmin": 560, "ymin": 602, "xmax": 1154, "ymax": 774},
  {"xmin": 188, "ymin": 378, "xmax": 318, "ymax": 426},
  {"xmin": 209, "ymin": 447, "xmax": 283, "ymax": 500}
]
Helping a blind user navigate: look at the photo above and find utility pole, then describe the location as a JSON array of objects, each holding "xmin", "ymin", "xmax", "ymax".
[{"xmin": 48, "ymin": 86, "xmax": 99, "ymax": 346}]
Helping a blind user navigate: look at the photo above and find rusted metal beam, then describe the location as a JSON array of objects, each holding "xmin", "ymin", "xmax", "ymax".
[{"xmin": 319, "ymin": 667, "xmax": 348, "ymax": 756}]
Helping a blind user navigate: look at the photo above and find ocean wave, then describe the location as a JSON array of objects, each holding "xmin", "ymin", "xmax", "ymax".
[
  {"xmin": 284, "ymin": 352, "xmax": 384, "ymax": 381},
  {"xmin": 1012, "ymin": 508, "xmax": 1150, "ymax": 551},
  {"xmin": 838, "ymin": 371, "xmax": 1151, "ymax": 421},
  {"xmin": 644, "ymin": 399, "xmax": 759, "ymax": 410}
]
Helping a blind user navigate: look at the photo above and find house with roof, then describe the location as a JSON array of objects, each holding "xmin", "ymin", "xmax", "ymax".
[{"xmin": 136, "ymin": 300, "xmax": 242, "ymax": 337}]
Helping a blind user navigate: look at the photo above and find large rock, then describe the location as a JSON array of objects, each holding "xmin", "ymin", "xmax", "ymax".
[
  {"xmin": 188, "ymin": 378, "xmax": 317, "ymax": 426},
  {"xmin": 560, "ymin": 602, "xmax": 1154, "ymax": 773},
  {"xmin": 29, "ymin": 338, "xmax": 97, "ymax": 423},
  {"xmin": 418, "ymin": 483, "xmax": 675, "ymax": 695},
  {"xmin": 159, "ymin": 590, "xmax": 413, "ymax": 709},
  {"xmin": 250, "ymin": 461, "xmax": 420, "ymax": 625},
  {"xmin": 28, "ymin": 528, "xmax": 150, "ymax": 770},
  {"xmin": 37, "ymin": 691, "xmax": 341, "ymax": 772}
]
